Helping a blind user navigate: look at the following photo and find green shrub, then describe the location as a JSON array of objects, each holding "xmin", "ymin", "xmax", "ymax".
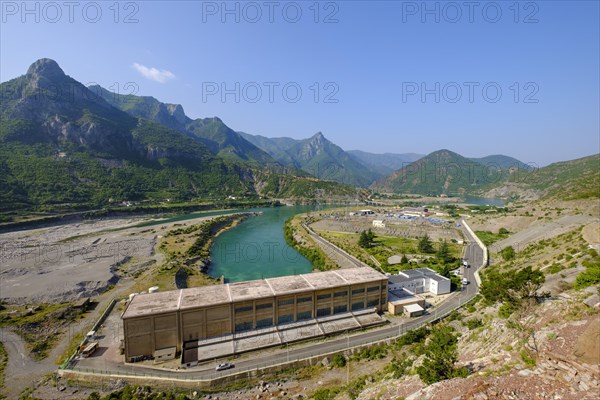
[
  {"xmin": 312, "ymin": 388, "xmax": 340, "ymax": 400},
  {"xmin": 384, "ymin": 357, "xmax": 412, "ymax": 379},
  {"xmin": 346, "ymin": 376, "xmax": 368, "ymax": 399},
  {"xmin": 498, "ymin": 303, "xmax": 514, "ymax": 318},
  {"xmin": 396, "ymin": 326, "xmax": 430, "ymax": 347},
  {"xmin": 416, "ymin": 325, "xmax": 468, "ymax": 384},
  {"xmin": 354, "ymin": 344, "xmax": 387, "ymax": 361},
  {"xmin": 500, "ymin": 246, "xmax": 516, "ymax": 261},
  {"xmin": 332, "ymin": 353, "xmax": 346, "ymax": 368},
  {"xmin": 520, "ymin": 349, "xmax": 536, "ymax": 367},
  {"xmin": 465, "ymin": 318, "xmax": 483, "ymax": 330},
  {"xmin": 547, "ymin": 263, "xmax": 562, "ymax": 274},
  {"xmin": 574, "ymin": 259, "xmax": 600, "ymax": 289}
]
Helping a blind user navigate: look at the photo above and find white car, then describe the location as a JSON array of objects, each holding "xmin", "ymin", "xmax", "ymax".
[
  {"xmin": 462, "ymin": 278, "xmax": 469, "ymax": 285},
  {"xmin": 463, "ymin": 260, "xmax": 470, "ymax": 268},
  {"xmin": 216, "ymin": 362, "xmax": 234, "ymax": 371}
]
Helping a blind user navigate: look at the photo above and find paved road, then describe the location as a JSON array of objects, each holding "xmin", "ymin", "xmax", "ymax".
[
  {"xmin": 69, "ymin": 221, "xmax": 486, "ymax": 382},
  {"xmin": 302, "ymin": 223, "xmax": 366, "ymax": 269}
]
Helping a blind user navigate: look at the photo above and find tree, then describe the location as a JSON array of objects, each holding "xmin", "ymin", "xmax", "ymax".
[
  {"xmin": 416, "ymin": 325, "xmax": 468, "ymax": 384},
  {"xmin": 358, "ymin": 230, "xmax": 369, "ymax": 248},
  {"xmin": 401, "ymin": 254, "xmax": 409, "ymax": 264},
  {"xmin": 418, "ymin": 234, "xmax": 435, "ymax": 254},
  {"xmin": 510, "ymin": 266, "xmax": 547, "ymax": 301},
  {"xmin": 358, "ymin": 229, "xmax": 375, "ymax": 248},
  {"xmin": 366, "ymin": 229, "xmax": 375, "ymax": 243},
  {"xmin": 480, "ymin": 265, "xmax": 549, "ymax": 318},
  {"xmin": 480, "ymin": 268, "xmax": 511, "ymax": 304},
  {"xmin": 436, "ymin": 239, "xmax": 452, "ymax": 263}
]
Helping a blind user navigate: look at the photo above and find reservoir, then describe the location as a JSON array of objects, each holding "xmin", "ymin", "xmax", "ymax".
[{"xmin": 208, "ymin": 205, "xmax": 315, "ymax": 282}]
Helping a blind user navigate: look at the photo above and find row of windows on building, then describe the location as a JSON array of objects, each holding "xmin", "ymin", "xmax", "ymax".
[
  {"xmin": 233, "ymin": 286, "xmax": 383, "ymax": 314},
  {"xmin": 233, "ymin": 298, "xmax": 383, "ymax": 332}
]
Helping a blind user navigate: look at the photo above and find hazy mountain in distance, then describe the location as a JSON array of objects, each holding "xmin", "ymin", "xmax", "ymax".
[
  {"xmin": 347, "ymin": 150, "xmax": 424, "ymax": 177},
  {"xmin": 469, "ymin": 154, "xmax": 534, "ymax": 171},
  {"xmin": 237, "ymin": 131, "xmax": 298, "ymax": 166},
  {"xmin": 240, "ymin": 131, "xmax": 378, "ymax": 187}
]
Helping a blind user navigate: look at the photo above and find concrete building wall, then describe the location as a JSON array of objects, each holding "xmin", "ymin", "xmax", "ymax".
[
  {"xmin": 436, "ymin": 278, "xmax": 451, "ymax": 295},
  {"xmin": 123, "ymin": 275, "xmax": 388, "ymax": 362},
  {"xmin": 124, "ymin": 312, "xmax": 179, "ymax": 361},
  {"xmin": 388, "ymin": 297, "xmax": 425, "ymax": 315}
]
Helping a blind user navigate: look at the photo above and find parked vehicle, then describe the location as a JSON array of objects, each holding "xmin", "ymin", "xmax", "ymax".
[
  {"xmin": 463, "ymin": 260, "xmax": 470, "ymax": 268},
  {"xmin": 216, "ymin": 362, "xmax": 234, "ymax": 371},
  {"xmin": 80, "ymin": 341, "xmax": 98, "ymax": 358},
  {"xmin": 462, "ymin": 278, "xmax": 469, "ymax": 285}
]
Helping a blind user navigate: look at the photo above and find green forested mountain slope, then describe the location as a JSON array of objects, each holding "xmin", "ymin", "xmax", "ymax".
[
  {"xmin": 89, "ymin": 85, "xmax": 276, "ymax": 166},
  {"xmin": 0, "ymin": 59, "xmax": 355, "ymax": 212}
]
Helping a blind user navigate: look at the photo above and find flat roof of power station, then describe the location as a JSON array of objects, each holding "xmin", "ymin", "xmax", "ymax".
[
  {"xmin": 388, "ymin": 267, "xmax": 450, "ymax": 284},
  {"xmin": 122, "ymin": 267, "xmax": 387, "ymax": 319}
]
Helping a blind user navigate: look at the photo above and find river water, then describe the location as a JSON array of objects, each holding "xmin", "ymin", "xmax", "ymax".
[
  {"xmin": 207, "ymin": 205, "xmax": 316, "ymax": 282},
  {"xmin": 131, "ymin": 205, "xmax": 320, "ymax": 282},
  {"xmin": 462, "ymin": 195, "xmax": 505, "ymax": 207}
]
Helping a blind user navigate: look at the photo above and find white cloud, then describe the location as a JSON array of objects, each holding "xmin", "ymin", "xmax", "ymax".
[{"xmin": 132, "ymin": 62, "xmax": 175, "ymax": 83}]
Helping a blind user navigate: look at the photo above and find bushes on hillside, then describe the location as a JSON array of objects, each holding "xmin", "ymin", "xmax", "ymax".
[
  {"xmin": 416, "ymin": 324, "xmax": 469, "ymax": 384},
  {"xmin": 480, "ymin": 266, "xmax": 549, "ymax": 317}
]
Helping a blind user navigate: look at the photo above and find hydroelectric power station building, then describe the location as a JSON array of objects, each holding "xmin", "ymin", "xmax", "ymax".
[{"xmin": 122, "ymin": 268, "xmax": 388, "ymax": 363}]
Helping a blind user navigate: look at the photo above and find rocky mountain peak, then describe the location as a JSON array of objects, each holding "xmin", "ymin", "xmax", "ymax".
[
  {"xmin": 311, "ymin": 131, "xmax": 325, "ymax": 141},
  {"xmin": 26, "ymin": 58, "xmax": 65, "ymax": 80},
  {"xmin": 165, "ymin": 103, "xmax": 187, "ymax": 124}
]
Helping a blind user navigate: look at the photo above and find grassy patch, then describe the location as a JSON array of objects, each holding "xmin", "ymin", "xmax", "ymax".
[
  {"xmin": 520, "ymin": 349, "xmax": 537, "ymax": 367},
  {"xmin": 0, "ymin": 302, "xmax": 77, "ymax": 360},
  {"xmin": 0, "ymin": 341, "xmax": 6, "ymax": 399},
  {"xmin": 475, "ymin": 229, "xmax": 510, "ymax": 246},
  {"xmin": 285, "ymin": 216, "xmax": 338, "ymax": 271}
]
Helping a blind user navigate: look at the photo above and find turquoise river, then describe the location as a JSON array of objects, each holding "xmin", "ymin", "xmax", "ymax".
[{"xmin": 208, "ymin": 205, "xmax": 315, "ymax": 282}]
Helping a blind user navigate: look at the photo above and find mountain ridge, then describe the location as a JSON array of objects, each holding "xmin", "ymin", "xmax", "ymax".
[
  {"xmin": 372, "ymin": 149, "xmax": 505, "ymax": 195},
  {"xmin": 88, "ymin": 84, "xmax": 277, "ymax": 166},
  {"xmin": 240, "ymin": 131, "xmax": 379, "ymax": 187},
  {"xmin": 0, "ymin": 58, "xmax": 357, "ymax": 211}
]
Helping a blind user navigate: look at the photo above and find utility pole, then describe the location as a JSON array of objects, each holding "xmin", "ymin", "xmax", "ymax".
[
  {"xmin": 347, "ymin": 330, "xmax": 349, "ymax": 349},
  {"xmin": 346, "ymin": 329, "xmax": 350, "ymax": 384}
]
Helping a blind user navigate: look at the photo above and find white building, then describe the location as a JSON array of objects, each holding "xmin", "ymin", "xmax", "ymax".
[
  {"xmin": 372, "ymin": 220, "xmax": 385, "ymax": 228},
  {"xmin": 388, "ymin": 267, "xmax": 451, "ymax": 295},
  {"xmin": 401, "ymin": 207, "xmax": 429, "ymax": 217}
]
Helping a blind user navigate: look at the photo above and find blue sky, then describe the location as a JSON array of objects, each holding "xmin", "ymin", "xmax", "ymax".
[{"xmin": 1, "ymin": 0, "xmax": 599, "ymax": 166}]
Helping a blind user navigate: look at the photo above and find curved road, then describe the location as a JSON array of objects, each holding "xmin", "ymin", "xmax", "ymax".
[{"xmin": 67, "ymin": 220, "xmax": 486, "ymax": 382}]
